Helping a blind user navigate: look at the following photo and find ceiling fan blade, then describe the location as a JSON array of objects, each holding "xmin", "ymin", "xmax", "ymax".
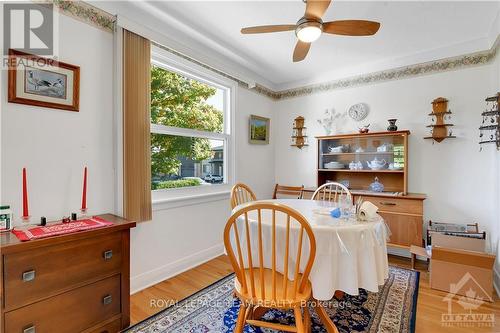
[
  {"xmin": 293, "ymin": 41, "xmax": 311, "ymax": 62},
  {"xmin": 241, "ymin": 25, "xmax": 296, "ymax": 34},
  {"xmin": 323, "ymin": 20, "xmax": 381, "ymax": 36},
  {"xmin": 305, "ymin": 0, "xmax": 332, "ymax": 20}
]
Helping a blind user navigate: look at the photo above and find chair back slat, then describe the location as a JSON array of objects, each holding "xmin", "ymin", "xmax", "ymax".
[
  {"xmin": 292, "ymin": 226, "xmax": 304, "ymax": 298},
  {"xmin": 282, "ymin": 215, "xmax": 291, "ymax": 299},
  {"xmin": 273, "ymin": 184, "xmax": 304, "ymax": 199},
  {"xmin": 243, "ymin": 212, "xmax": 256, "ymax": 298},
  {"xmin": 257, "ymin": 209, "xmax": 265, "ymax": 299},
  {"xmin": 271, "ymin": 209, "xmax": 277, "ymax": 301},
  {"xmin": 231, "ymin": 183, "xmax": 257, "ymax": 208},
  {"xmin": 223, "ymin": 202, "xmax": 316, "ymax": 305},
  {"xmin": 232, "ymin": 222, "xmax": 248, "ymax": 293},
  {"xmin": 312, "ymin": 182, "xmax": 352, "ymax": 202}
]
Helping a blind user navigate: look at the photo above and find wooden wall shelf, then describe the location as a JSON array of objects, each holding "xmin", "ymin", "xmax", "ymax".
[
  {"xmin": 291, "ymin": 116, "xmax": 308, "ymax": 149},
  {"xmin": 426, "ymin": 97, "xmax": 454, "ymax": 143},
  {"xmin": 426, "ymin": 124, "xmax": 454, "ymax": 128}
]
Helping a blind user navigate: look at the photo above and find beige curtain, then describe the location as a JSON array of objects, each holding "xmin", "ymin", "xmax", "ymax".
[{"xmin": 123, "ymin": 29, "xmax": 152, "ymax": 222}]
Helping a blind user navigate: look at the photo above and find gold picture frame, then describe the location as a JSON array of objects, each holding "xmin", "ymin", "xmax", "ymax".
[{"xmin": 249, "ymin": 115, "xmax": 270, "ymax": 145}]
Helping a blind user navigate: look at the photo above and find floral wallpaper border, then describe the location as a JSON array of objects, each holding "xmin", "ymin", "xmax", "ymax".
[
  {"xmin": 49, "ymin": 0, "xmax": 115, "ymax": 32},
  {"xmin": 274, "ymin": 46, "xmax": 498, "ymax": 100},
  {"xmin": 54, "ymin": 1, "xmax": 498, "ymax": 100}
]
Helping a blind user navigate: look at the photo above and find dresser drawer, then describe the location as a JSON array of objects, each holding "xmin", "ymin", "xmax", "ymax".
[
  {"xmin": 360, "ymin": 196, "xmax": 423, "ymax": 215},
  {"xmin": 4, "ymin": 232, "xmax": 122, "ymax": 310},
  {"xmin": 380, "ymin": 212, "xmax": 423, "ymax": 247},
  {"xmin": 4, "ymin": 275, "xmax": 121, "ymax": 333}
]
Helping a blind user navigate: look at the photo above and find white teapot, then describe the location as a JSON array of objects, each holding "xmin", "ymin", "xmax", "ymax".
[
  {"xmin": 377, "ymin": 143, "xmax": 394, "ymax": 152},
  {"xmin": 366, "ymin": 157, "xmax": 387, "ymax": 170}
]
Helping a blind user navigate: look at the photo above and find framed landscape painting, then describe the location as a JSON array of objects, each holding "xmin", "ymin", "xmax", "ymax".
[
  {"xmin": 249, "ymin": 115, "xmax": 270, "ymax": 144},
  {"xmin": 8, "ymin": 49, "xmax": 80, "ymax": 111}
]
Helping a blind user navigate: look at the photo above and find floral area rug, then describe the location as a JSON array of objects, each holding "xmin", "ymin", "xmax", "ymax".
[{"xmin": 125, "ymin": 266, "xmax": 419, "ymax": 333}]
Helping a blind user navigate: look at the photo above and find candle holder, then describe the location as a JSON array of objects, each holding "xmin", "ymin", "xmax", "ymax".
[
  {"xmin": 80, "ymin": 208, "xmax": 88, "ymax": 219},
  {"xmin": 13, "ymin": 215, "xmax": 35, "ymax": 230}
]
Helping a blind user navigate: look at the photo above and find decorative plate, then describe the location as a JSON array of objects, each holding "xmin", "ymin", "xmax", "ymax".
[{"xmin": 348, "ymin": 103, "xmax": 369, "ymax": 121}]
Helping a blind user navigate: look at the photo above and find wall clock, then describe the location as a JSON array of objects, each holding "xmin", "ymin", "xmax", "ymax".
[{"xmin": 348, "ymin": 103, "xmax": 369, "ymax": 121}]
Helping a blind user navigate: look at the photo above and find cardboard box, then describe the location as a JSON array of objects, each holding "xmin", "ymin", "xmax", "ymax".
[
  {"xmin": 429, "ymin": 231, "xmax": 486, "ymax": 252},
  {"xmin": 430, "ymin": 246, "xmax": 496, "ymax": 301}
]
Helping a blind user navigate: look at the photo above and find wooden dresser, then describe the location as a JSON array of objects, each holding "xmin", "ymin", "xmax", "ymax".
[{"xmin": 0, "ymin": 214, "xmax": 135, "ymax": 333}]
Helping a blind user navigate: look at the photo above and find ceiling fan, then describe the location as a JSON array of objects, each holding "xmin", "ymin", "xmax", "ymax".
[{"xmin": 240, "ymin": 0, "xmax": 380, "ymax": 62}]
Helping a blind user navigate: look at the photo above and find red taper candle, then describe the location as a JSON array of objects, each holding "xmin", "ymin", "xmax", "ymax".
[
  {"xmin": 22, "ymin": 168, "xmax": 29, "ymax": 218},
  {"xmin": 81, "ymin": 167, "xmax": 87, "ymax": 211}
]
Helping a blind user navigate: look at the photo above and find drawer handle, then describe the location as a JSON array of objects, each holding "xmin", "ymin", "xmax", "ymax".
[
  {"xmin": 103, "ymin": 250, "xmax": 113, "ymax": 260},
  {"xmin": 103, "ymin": 295, "xmax": 113, "ymax": 305},
  {"xmin": 379, "ymin": 201, "xmax": 397, "ymax": 206},
  {"xmin": 22, "ymin": 270, "xmax": 36, "ymax": 282},
  {"xmin": 23, "ymin": 325, "xmax": 35, "ymax": 333}
]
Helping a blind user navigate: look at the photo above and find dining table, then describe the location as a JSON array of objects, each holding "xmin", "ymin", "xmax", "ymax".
[{"xmin": 232, "ymin": 198, "xmax": 389, "ymax": 333}]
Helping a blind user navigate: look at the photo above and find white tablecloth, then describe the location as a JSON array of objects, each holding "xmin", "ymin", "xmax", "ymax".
[{"xmin": 231, "ymin": 199, "xmax": 389, "ymax": 300}]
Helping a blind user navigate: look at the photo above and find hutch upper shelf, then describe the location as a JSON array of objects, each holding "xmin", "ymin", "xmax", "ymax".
[{"xmin": 316, "ymin": 130, "xmax": 410, "ymax": 194}]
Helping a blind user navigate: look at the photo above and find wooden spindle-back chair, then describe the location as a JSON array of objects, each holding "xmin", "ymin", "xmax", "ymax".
[
  {"xmin": 272, "ymin": 184, "xmax": 304, "ymax": 199},
  {"xmin": 311, "ymin": 182, "xmax": 352, "ymax": 202},
  {"xmin": 231, "ymin": 183, "xmax": 257, "ymax": 209},
  {"xmin": 223, "ymin": 202, "xmax": 317, "ymax": 333}
]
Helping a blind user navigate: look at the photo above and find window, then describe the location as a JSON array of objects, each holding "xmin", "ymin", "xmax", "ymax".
[{"xmin": 150, "ymin": 46, "xmax": 234, "ymax": 201}]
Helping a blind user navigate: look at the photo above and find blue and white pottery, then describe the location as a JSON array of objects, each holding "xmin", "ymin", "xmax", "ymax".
[{"xmin": 369, "ymin": 177, "xmax": 384, "ymax": 192}]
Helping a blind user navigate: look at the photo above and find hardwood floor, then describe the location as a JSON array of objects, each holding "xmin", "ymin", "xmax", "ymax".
[{"xmin": 130, "ymin": 255, "xmax": 500, "ymax": 332}]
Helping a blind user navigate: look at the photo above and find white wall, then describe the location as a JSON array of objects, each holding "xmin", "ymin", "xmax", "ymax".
[
  {"xmin": 1, "ymin": 15, "xmax": 114, "ymax": 221},
  {"xmin": 274, "ymin": 64, "xmax": 498, "ymax": 252},
  {"xmin": 130, "ymin": 86, "xmax": 275, "ymax": 292},
  {"xmin": 493, "ymin": 52, "xmax": 500, "ymax": 290}
]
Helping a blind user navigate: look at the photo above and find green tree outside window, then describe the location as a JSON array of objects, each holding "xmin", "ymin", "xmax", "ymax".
[{"xmin": 151, "ymin": 66, "xmax": 223, "ymax": 187}]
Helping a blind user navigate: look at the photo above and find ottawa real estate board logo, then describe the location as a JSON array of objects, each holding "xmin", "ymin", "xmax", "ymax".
[
  {"xmin": 3, "ymin": 3, "xmax": 58, "ymax": 59},
  {"xmin": 441, "ymin": 272, "xmax": 495, "ymax": 328}
]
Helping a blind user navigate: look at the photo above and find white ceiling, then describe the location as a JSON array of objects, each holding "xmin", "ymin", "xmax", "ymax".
[{"xmin": 97, "ymin": 1, "xmax": 500, "ymax": 90}]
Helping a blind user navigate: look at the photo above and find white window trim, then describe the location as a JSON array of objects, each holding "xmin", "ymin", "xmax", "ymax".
[{"xmin": 150, "ymin": 45, "xmax": 236, "ymax": 208}]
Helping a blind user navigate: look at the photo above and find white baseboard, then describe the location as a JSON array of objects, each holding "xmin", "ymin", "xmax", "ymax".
[{"xmin": 130, "ymin": 243, "xmax": 225, "ymax": 294}]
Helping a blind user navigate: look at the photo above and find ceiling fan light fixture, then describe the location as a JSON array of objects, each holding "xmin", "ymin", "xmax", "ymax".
[{"xmin": 296, "ymin": 21, "xmax": 322, "ymax": 43}]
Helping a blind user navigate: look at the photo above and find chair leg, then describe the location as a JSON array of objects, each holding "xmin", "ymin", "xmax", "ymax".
[
  {"xmin": 235, "ymin": 302, "xmax": 247, "ymax": 333},
  {"xmin": 294, "ymin": 306, "xmax": 305, "ymax": 333},
  {"xmin": 303, "ymin": 306, "xmax": 311, "ymax": 332}
]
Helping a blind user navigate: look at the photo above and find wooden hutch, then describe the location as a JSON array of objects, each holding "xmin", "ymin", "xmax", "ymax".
[{"xmin": 305, "ymin": 130, "xmax": 426, "ymax": 250}]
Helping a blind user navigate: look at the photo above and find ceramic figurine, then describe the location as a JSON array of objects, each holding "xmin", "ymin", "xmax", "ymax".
[
  {"xmin": 358, "ymin": 124, "xmax": 370, "ymax": 133},
  {"xmin": 317, "ymin": 109, "xmax": 342, "ymax": 135},
  {"xmin": 339, "ymin": 180, "xmax": 350, "ymax": 188},
  {"xmin": 387, "ymin": 119, "xmax": 398, "ymax": 131},
  {"xmin": 369, "ymin": 177, "xmax": 384, "ymax": 192}
]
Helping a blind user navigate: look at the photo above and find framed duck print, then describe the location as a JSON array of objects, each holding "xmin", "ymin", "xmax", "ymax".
[{"xmin": 8, "ymin": 49, "xmax": 80, "ymax": 111}]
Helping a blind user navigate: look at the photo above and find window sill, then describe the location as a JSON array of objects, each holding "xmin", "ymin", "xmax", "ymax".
[{"xmin": 152, "ymin": 188, "xmax": 231, "ymax": 211}]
